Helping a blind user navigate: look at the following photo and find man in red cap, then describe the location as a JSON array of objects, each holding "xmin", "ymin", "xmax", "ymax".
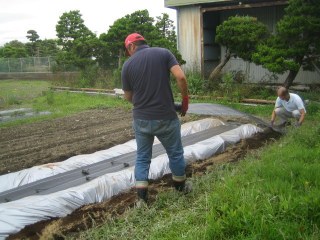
[{"xmin": 122, "ymin": 33, "xmax": 190, "ymax": 204}]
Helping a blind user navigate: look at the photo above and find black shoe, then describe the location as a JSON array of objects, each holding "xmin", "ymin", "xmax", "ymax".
[
  {"xmin": 278, "ymin": 121, "xmax": 291, "ymax": 128},
  {"xmin": 137, "ymin": 188, "xmax": 148, "ymax": 202},
  {"xmin": 173, "ymin": 181, "xmax": 193, "ymax": 194}
]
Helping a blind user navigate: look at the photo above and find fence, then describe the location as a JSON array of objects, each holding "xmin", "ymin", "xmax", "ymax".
[{"xmin": 0, "ymin": 57, "xmax": 56, "ymax": 73}]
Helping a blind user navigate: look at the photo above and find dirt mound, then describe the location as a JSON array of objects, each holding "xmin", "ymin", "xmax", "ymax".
[{"xmin": 8, "ymin": 128, "xmax": 281, "ymax": 240}]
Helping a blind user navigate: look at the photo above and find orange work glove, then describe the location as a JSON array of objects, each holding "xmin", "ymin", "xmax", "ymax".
[{"xmin": 181, "ymin": 96, "xmax": 189, "ymax": 116}]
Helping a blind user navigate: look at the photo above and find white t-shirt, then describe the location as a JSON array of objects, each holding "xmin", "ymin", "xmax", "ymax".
[{"xmin": 275, "ymin": 93, "xmax": 306, "ymax": 113}]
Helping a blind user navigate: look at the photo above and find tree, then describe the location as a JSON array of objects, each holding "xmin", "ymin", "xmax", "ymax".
[
  {"xmin": 99, "ymin": 10, "xmax": 155, "ymax": 68},
  {"xmin": 26, "ymin": 30, "xmax": 40, "ymax": 56},
  {"xmin": 0, "ymin": 40, "xmax": 28, "ymax": 58},
  {"xmin": 209, "ymin": 16, "xmax": 269, "ymax": 81},
  {"xmin": 98, "ymin": 10, "xmax": 184, "ymax": 69},
  {"xmin": 253, "ymin": 0, "xmax": 320, "ymax": 88},
  {"xmin": 26, "ymin": 30, "xmax": 39, "ymax": 42},
  {"xmin": 152, "ymin": 13, "xmax": 185, "ymax": 65},
  {"xmin": 155, "ymin": 13, "xmax": 177, "ymax": 44},
  {"xmin": 56, "ymin": 10, "xmax": 99, "ymax": 69},
  {"xmin": 38, "ymin": 39, "xmax": 60, "ymax": 56}
]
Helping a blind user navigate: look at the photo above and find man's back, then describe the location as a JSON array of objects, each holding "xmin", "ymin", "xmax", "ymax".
[{"xmin": 122, "ymin": 45, "xmax": 178, "ymax": 120}]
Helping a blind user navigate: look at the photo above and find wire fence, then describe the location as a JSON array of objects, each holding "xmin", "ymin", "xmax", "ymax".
[{"xmin": 0, "ymin": 57, "xmax": 56, "ymax": 73}]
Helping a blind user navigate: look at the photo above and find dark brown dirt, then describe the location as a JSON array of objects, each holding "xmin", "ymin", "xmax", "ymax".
[
  {"xmin": 8, "ymin": 127, "xmax": 281, "ymax": 240},
  {"xmin": 0, "ymin": 111, "xmax": 201, "ymax": 175},
  {"xmin": 0, "ymin": 108, "xmax": 134, "ymax": 175}
]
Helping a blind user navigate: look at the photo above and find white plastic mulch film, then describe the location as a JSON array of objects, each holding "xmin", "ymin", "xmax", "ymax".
[{"xmin": 0, "ymin": 119, "xmax": 262, "ymax": 239}]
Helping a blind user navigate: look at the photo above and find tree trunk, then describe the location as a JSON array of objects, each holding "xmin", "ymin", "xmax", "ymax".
[
  {"xmin": 284, "ymin": 57, "xmax": 303, "ymax": 89},
  {"xmin": 284, "ymin": 69, "xmax": 299, "ymax": 89},
  {"xmin": 118, "ymin": 48, "xmax": 123, "ymax": 69},
  {"xmin": 209, "ymin": 51, "xmax": 231, "ymax": 81}
]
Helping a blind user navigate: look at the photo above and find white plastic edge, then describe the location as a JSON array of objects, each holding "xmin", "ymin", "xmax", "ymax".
[
  {"xmin": 0, "ymin": 123, "xmax": 262, "ymax": 239},
  {"xmin": 0, "ymin": 118, "xmax": 224, "ymax": 193}
]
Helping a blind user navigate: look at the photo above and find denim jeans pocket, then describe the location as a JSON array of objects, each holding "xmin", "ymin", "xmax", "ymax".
[{"xmin": 134, "ymin": 119, "xmax": 150, "ymax": 133}]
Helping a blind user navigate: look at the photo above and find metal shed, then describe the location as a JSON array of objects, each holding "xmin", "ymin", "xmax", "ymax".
[{"xmin": 165, "ymin": 0, "xmax": 320, "ymax": 85}]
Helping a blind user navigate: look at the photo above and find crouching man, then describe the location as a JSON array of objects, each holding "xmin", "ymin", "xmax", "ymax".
[{"xmin": 271, "ymin": 87, "xmax": 306, "ymax": 127}]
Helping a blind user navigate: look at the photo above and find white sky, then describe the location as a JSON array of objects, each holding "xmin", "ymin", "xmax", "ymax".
[{"xmin": 0, "ymin": 0, "xmax": 176, "ymax": 46}]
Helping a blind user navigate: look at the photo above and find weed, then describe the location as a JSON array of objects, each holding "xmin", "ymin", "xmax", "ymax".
[
  {"xmin": 6, "ymin": 95, "xmax": 22, "ymax": 105},
  {"xmin": 45, "ymin": 91, "xmax": 55, "ymax": 105}
]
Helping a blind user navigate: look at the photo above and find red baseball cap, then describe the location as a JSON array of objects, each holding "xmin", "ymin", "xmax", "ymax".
[{"xmin": 124, "ymin": 33, "xmax": 145, "ymax": 49}]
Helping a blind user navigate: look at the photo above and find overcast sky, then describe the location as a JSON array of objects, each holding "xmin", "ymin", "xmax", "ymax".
[{"xmin": 0, "ymin": 0, "xmax": 176, "ymax": 46}]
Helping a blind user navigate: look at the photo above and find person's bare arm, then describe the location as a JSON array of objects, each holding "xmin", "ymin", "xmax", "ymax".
[
  {"xmin": 298, "ymin": 109, "xmax": 306, "ymax": 125},
  {"xmin": 124, "ymin": 91, "xmax": 133, "ymax": 102},
  {"xmin": 170, "ymin": 65, "xmax": 188, "ymax": 97},
  {"xmin": 271, "ymin": 109, "xmax": 277, "ymax": 125}
]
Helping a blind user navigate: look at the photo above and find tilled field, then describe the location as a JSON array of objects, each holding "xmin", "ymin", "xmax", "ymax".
[
  {"xmin": 0, "ymin": 108, "xmax": 134, "ymax": 175},
  {"xmin": 8, "ymin": 128, "xmax": 281, "ymax": 240}
]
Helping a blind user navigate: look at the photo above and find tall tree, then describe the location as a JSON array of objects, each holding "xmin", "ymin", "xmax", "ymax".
[
  {"xmin": 154, "ymin": 13, "xmax": 176, "ymax": 43},
  {"xmin": 26, "ymin": 30, "xmax": 40, "ymax": 42},
  {"xmin": 1, "ymin": 40, "xmax": 28, "ymax": 58},
  {"xmin": 99, "ymin": 10, "xmax": 155, "ymax": 68},
  {"xmin": 56, "ymin": 10, "xmax": 99, "ymax": 70},
  {"xmin": 26, "ymin": 30, "xmax": 40, "ymax": 56},
  {"xmin": 98, "ymin": 10, "xmax": 184, "ymax": 69},
  {"xmin": 209, "ymin": 16, "xmax": 269, "ymax": 81},
  {"xmin": 253, "ymin": 0, "xmax": 320, "ymax": 88}
]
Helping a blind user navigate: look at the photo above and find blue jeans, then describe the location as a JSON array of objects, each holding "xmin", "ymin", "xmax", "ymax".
[{"xmin": 133, "ymin": 118, "xmax": 186, "ymax": 188}]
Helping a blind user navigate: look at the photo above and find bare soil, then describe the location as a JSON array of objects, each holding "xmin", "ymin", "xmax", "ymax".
[
  {"xmin": 8, "ymin": 128, "xmax": 281, "ymax": 240},
  {"xmin": 0, "ymin": 109, "xmax": 200, "ymax": 175},
  {"xmin": 0, "ymin": 108, "xmax": 134, "ymax": 175}
]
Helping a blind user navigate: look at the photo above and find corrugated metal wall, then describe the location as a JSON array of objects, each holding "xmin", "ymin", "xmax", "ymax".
[{"xmin": 177, "ymin": 6, "xmax": 202, "ymax": 72}]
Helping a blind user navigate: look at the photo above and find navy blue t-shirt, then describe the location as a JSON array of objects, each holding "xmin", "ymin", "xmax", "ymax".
[{"xmin": 122, "ymin": 45, "xmax": 179, "ymax": 120}]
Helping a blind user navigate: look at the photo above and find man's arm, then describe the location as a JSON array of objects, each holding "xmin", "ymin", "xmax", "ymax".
[
  {"xmin": 271, "ymin": 109, "xmax": 277, "ymax": 126},
  {"xmin": 170, "ymin": 65, "xmax": 188, "ymax": 97},
  {"xmin": 298, "ymin": 108, "xmax": 306, "ymax": 125},
  {"xmin": 124, "ymin": 91, "xmax": 133, "ymax": 102},
  {"xmin": 170, "ymin": 65, "xmax": 189, "ymax": 116}
]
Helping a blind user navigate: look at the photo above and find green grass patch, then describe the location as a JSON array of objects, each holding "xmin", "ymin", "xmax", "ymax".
[
  {"xmin": 74, "ymin": 105, "xmax": 320, "ymax": 240},
  {"xmin": 0, "ymin": 91, "xmax": 131, "ymax": 128},
  {"xmin": 0, "ymin": 80, "xmax": 50, "ymax": 109}
]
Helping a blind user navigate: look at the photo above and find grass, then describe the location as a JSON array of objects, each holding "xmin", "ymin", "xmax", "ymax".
[
  {"xmin": 73, "ymin": 103, "xmax": 320, "ymax": 240},
  {"xmin": 0, "ymin": 80, "xmax": 50, "ymax": 109},
  {"xmin": 0, "ymin": 80, "xmax": 131, "ymax": 128}
]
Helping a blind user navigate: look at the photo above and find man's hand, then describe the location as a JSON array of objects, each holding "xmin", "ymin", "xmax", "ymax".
[
  {"xmin": 295, "ymin": 121, "xmax": 301, "ymax": 127},
  {"xmin": 270, "ymin": 120, "xmax": 275, "ymax": 127},
  {"xmin": 181, "ymin": 96, "xmax": 189, "ymax": 116}
]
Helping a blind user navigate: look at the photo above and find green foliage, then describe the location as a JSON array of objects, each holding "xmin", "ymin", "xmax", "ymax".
[
  {"xmin": 78, "ymin": 65, "xmax": 99, "ymax": 88},
  {"xmin": 45, "ymin": 90, "xmax": 55, "ymax": 105},
  {"xmin": 206, "ymin": 124, "xmax": 320, "ymax": 239},
  {"xmin": 55, "ymin": 10, "xmax": 100, "ymax": 70},
  {"xmin": 253, "ymin": 0, "xmax": 320, "ymax": 79},
  {"xmin": 185, "ymin": 72, "xmax": 204, "ymax": 95},
  {"xmin": 26, "ymin": 30, "xmax": 39, "ymax": 43},
  {"xmin": 98, "ymin": 10, "xmax": 184, "ymax": 68},
  {"xmin": 0, "ymin": 80, "xmax": 50, "ymax": 109},
  {"xmin": 0, "ymin": 40, "xmax": 28, "ymax": 58},
  {"xmin": 215, "ymin": 16, "xmax": 269, "ymax": 61}
]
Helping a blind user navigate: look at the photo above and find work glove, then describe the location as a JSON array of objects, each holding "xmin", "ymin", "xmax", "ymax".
[{"xmin": 181, "ymin": 96, "xmax": 189, "ymax": 117}]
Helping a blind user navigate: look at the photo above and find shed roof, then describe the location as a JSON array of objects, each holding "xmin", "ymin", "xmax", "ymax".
[{"xmin": 165, "ymin": 0, "xmax": 234, "ymax": 7}]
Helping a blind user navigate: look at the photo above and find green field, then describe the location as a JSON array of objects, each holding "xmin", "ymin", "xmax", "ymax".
[{"xmin": 0, "ymin": 80, "xmax": 130, "ymax": 128}]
